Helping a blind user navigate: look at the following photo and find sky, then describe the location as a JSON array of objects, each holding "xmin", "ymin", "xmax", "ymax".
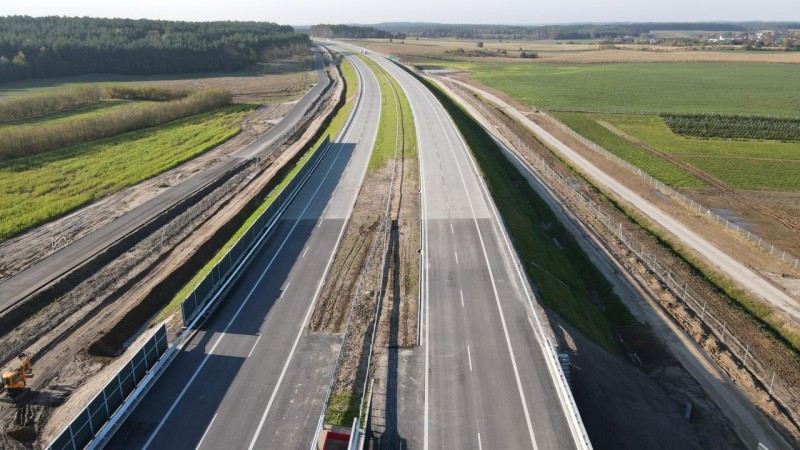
[{"xmin": 2, "ymin": 0, "xmax": 799, "ymax": 25}]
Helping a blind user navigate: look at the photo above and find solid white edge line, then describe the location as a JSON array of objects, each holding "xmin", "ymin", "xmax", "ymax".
[
  {"xmin": 343, "ymin": 42, "xmax": 430, "ymax": 450},
  {"xmin": 440, "ymin": 77, "xmax": 591, "ymax": 448},
  {"xmin": 142, "ymin": 73, "xmax": 363, "ymax": 449},
  {"xmin": 467, "ymin": 345, "xmax": 473, "ymax": 371},
  {"xmin": 195, "ymin": 413, "xmax": 218, "ymax": 450},
  {"xmin": 247, "ymin": 333, "xmax": 263, "ymax": 358},
  {"xmin": 412, "ymin": 70, "xmax": 539, "ymax": 450},
  {"xmin": 460, "ymin": 289, "xmax": 464, "ymax": 307},
  {"xmin": 250, "ymin": 48, "xmax": 381, "ymax": 450}
]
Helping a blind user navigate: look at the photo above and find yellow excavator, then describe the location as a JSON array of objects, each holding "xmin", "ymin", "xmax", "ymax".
[{"xmin": 2, "ymin": 353, "xmax": 33, "ymax": 399}]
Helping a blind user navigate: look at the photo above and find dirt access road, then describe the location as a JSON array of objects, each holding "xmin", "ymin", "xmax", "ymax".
[{"xmin": 445, "ymin": 77, "xmax": 800, "ymax": 326}]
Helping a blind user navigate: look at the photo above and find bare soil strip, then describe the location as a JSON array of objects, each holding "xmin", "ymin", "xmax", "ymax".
[
  {"xmin": 0, "ymin": 58, "xmax": 343, "ymax": 448},
  {"xmin": 310, "ymin": 58, "xmax": 419, "ymax": 426}
]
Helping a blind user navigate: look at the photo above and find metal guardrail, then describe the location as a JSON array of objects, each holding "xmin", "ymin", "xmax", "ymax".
[
  {"xmin": 449, "ymin": 80, "xmax": 800, "ymax": 437},
  {"xmin": 432, "ymin": 79, "xmax": 593, "ymax": 450},
  {"xmin": 179, "ymin": 63, "xmax": 339, "ymax": 325},
  {"xmin": 48, "ymin": 325, "xmax": 168, "ymax": 450},
  {"xmin": 181, "ymin": 134, "xmax": 331, "ymax": 325},
  {"xmin": 179, "ymin": 96, "xmax": 334, "ymax": 325}
]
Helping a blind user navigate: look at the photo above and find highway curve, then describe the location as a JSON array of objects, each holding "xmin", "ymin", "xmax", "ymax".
[{"xmin": 104, "ymin": 49, "xmax": 382, "ymax": 449}]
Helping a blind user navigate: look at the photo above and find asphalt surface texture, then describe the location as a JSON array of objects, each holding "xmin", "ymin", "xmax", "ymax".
[
  {"xmin": 0, "ymin": 50, "xmax": 329, "ymax": 315},
  {"xmin": 105, "ymin": 50, "xmax": 381, "ymax": 450},
  {"xmin": 354, "ymin": 47, "xmax": 579, "ymax": 449},
  {"xmin": 444, "ymin": 77, "xmax": 794, "ymax": 450},
  {"xmin": 446, "ymin": 78, "xmax": 800, "ymax": 327}
]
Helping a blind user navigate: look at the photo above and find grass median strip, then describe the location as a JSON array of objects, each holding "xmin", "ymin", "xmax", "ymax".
[
  {"xmin": 319, "ymin": 54, "xmax": 419, "ymax": 427},
  {"xmin": 153, "ymin": 55, "xmax": 358, "ymax": 324},
  {"xmin": 417, "ymin": 72, "xmax": 632, "ymax": 351}
]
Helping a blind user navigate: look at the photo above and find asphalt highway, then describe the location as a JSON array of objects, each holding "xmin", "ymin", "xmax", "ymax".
[
  {"xmin": 105, "ymin": 50, "xmax": 381, "ymax": 449},
  {"xmin": 359, "ymin": 48, "xmax": 581, "ymax": 449},
  {"xmin": 448, "ymin": 78, "xmax": 800, "ymax": 326},
  {"xmin": 0, "ymin": 50, "xmax": 329, "ymax": 315}
]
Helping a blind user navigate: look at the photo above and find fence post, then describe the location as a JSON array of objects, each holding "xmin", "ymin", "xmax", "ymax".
[
  {"xmin": 721, "ymin": 322, "xmax": 726, "ymax": 342},
  {"xmin": 68, "ymin": 423, "xmax": 77, "ymax": 450},
  {"xmin": 102, "ymin": 389, "xmax": 110, "ymax": 418},
  {"xmin": 701, "ymin": 300, "xmax": 707, "ymax": 321},
  {"xmin": 769, "ymin": 372, "xmax": 776, "ymax": 396}
]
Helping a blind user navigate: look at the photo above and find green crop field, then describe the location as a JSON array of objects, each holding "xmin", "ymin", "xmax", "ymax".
[
  {"xmin": 450, "ymin": 62, "xmax": 800, "ymax": 116},
  {"xmin": 600, "ymin": 114, "xmax": 800, "ymax": 191},
  {"xmin": 662, "ymin": 114, "xmax": 800, "ymax": 142},
  {"xmin": 553, "ymin": 112, "xmax": 707, "ymax": 188},
  {"xmin": 0, "ymin": 105, "xmax": 253, "ymax": 240}
]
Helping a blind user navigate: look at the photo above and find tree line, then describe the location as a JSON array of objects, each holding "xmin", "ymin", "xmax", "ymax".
[
  {"xmin": 368, "ymin": 21, "xmax": 800, "ymax": 41},
  {"xmin": 0, "ymin": 16, "xmax": 309, "ymax": 82},
  {"xmin": 0, "ymin": 87, "xmax": 232, "ymax": 160},
  {"xmin": 310, "ymin": 24, "xmax": 406, "ymax": 40}
]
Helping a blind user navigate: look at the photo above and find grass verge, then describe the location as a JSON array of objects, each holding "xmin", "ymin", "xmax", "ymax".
[
  {"xmin": 0, "ymin": 105, "xmax": 253, "ymax": 241},
  {"xmin": 356, "ymin": 55, "xmax": 401, "ymax": 171},
  {"xmin": 415, "ymin": 71, "xmax": 633, "ymax": 352},
  {"xmin": 325, "ymin": 393, "xmax": 360, "ymax": 426},
  {"xmin": 321, "ymin": 54, "xmax": 419, "ymax": 427},
  {"xmin": 153, "ymin": 55, "xmax": 359, "ymax": 324}
]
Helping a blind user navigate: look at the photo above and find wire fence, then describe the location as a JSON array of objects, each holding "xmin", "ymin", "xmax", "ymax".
[
  {"xmin": 547, "ymin": 114, "xmax": 800, "ymax": 270},
  {"xmin": 453, "ymin": 83, "xmax": 800, "ymax": 429}
]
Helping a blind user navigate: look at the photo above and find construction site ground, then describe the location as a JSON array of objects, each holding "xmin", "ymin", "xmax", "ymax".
[
  {"xmin": 0, "ymin": 62, "xmax": 342, "ymax": 448},
  {"xmin": 436, "ymin": 76, "xmax": 800, "ymax": 447},
  {"xmin": 0, "ymin": 103, "xmax": 290, "ymax": 284}
]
